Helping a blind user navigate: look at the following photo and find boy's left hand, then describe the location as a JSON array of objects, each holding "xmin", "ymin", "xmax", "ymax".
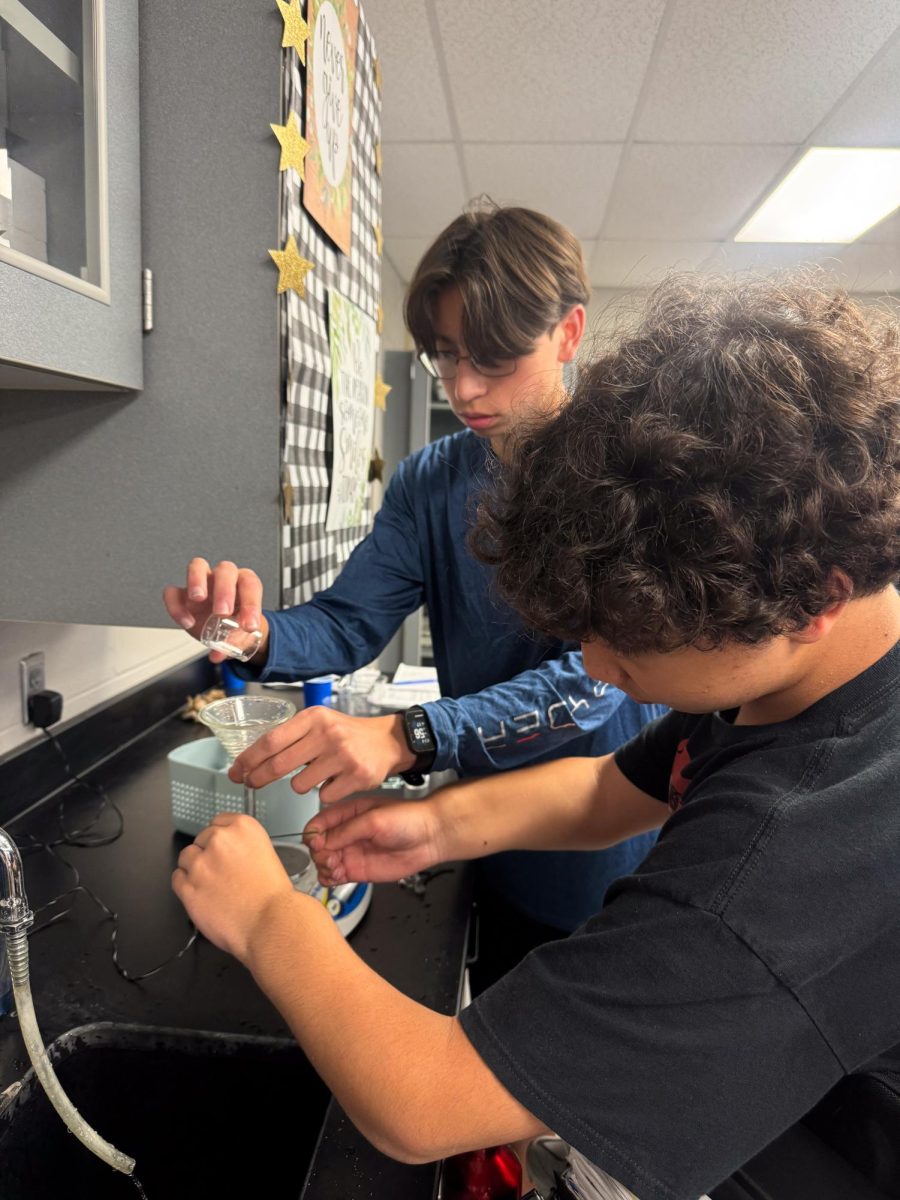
[{"xmin": 172, "ymin": 813, "xmax": 295, "ymax": 963}]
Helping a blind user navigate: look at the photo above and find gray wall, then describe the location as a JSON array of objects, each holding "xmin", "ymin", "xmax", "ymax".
[{"xmin": 0, "ymin": 0, "xmax": 283, "ymax": 627}]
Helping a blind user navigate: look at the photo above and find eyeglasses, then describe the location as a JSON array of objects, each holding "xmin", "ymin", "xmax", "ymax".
[{"xmin": 418, "ymin": 348, "xmax": 518, "ymax": 380}]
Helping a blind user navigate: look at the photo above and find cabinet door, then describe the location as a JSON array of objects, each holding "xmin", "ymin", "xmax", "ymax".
[{"xmin": 0, "ymin": 0, "xmax": 141, "ymax": 391}]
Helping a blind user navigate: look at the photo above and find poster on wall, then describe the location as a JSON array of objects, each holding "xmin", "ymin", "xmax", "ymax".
[
  {"xmin": 326, "ymin": 288, "xmax": 377, "ymax": 533},
  {"xmin": 303, "ymin": 0, "xmax": 359, "ymax": 255}
]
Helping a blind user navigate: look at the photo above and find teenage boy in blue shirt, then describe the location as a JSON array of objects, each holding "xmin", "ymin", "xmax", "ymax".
[
  {"xmin": 164, "ymin": 205, "xmax": 665, "ymax": 985},
  {"xmin": 174, "ymin": 273, "xmax": 900, "ymax": 1200}
]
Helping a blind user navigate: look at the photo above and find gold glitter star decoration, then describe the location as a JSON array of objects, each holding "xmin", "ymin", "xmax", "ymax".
[
  {"xmin": 268, "ymin": 235, "xmax": 315, "ymax": 296},
  {"xmin": 271, "ymin": 111, "xmax": 310, "ymax": 178},
  {"xmin": 368, "ymin": 448, "xmax": 386, "ymax": 483},
  {"xmin": 376, "ymin": 303, "xmax": 384, "ymax": 335},
  {"xmin": 276, "ymin": 0, "xmax": 311, "ymax": 63},
  {"xmin": 374, "ymin": 373, "xmax": 391, "ymax": 411},
  {"xmin": 373, "ymin": 222, "xmax": 384, "ymax": 256},
  {"xmin": 374, "ymin": 141, "xmax": 382, "ymax": 176}
]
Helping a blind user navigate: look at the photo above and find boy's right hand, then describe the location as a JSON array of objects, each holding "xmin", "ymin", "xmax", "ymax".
[
  {"xmin": 162, "ymin": 557, "xmax": 268, "ymax": 661},
  {"xmin": 303, "ymin": 793, "xmax": 445, "ymax": 886},
  {"xmin": 233, "ymin": 709, "xmax": 416, "ymax": 805}
]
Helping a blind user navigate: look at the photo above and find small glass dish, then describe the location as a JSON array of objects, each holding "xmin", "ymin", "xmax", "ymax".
[
  {"xmin": 271, "ymin": 840, "xmax": 319, "ymax": 894},
  {"xmin": 200, "ymin": 614, "xmax": 263, "ymax": 662}
]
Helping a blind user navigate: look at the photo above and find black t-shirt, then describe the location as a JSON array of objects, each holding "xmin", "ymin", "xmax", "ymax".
[{"xmin": 460, "ymin": 640, "xmax": 900, "ymax": 1200}]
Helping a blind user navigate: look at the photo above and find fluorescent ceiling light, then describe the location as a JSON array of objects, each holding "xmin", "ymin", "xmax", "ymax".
[{"xmin": 735, "ymin": 147, "xmax": 900, "ymax": 244}]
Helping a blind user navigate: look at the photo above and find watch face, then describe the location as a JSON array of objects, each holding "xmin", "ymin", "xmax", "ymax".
[
  {"xmin": 409, "ymin": 716, "xmax": 431, "ymax": 748},
  {"xmin": 406, "ymin": 708, "xmax": 436, "ymax": 753}
]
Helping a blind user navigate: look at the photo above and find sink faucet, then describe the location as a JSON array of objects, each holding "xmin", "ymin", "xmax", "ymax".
[
  {"xmin": 0, "ymin": 822, "xmax": 136, "ymax": 1176},
  {"xmin": 0, "ymin": 825, "xmax": 33, "ymax": 934}
]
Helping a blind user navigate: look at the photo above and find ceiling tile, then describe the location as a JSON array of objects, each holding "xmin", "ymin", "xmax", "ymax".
[
  {"xmin": 816, "ymin": 31, "xmax": 900, "ymax": 146},
  {"xmin": 461, "ymin": 143, "xmax": 622, "ymax": 238},
  {"xmin": 434, "ymin": 0, "xmax": 667, "ymax": 142},
  {"xmin": 590, "ymin": 239, "xmax": 720, "ymax": 287},
  {"xmin": 381, "ymin": 144, "xmax": 468, "ymax": 237},
  {"xmin": 384, "ymin": 237, "xmax": 435, "ymax": 282},
  {"xmin": 697, "ymin": 240, "xmax": 900, "ymax": 293},
  {"xmin": 359, "ymin": 0, "xmax": 453, "ymax": 140},
  {"xmin": 584, "ymin": 288, "xmax": 673, "ymax": 347},
  {"xmin": 636, "ymin": 0, "xmax": 900, "ymax": 143},
  {"xmin": 603, "ymin": 144, "xmax": 795, "ymax": 241},
  {"xmin": 700, "ymin": 242, "xmax": 844, "ymax": 272},
  {"xmin": 861, "ymin": 207, "xmax": 900, "ymax": 244},
  {"xmin": 832, "ymin": 240, "xmax": 900, "ymax": 292}
]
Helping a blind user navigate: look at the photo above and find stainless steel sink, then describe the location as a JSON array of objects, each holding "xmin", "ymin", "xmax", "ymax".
[{"xmin": 0, "ymin": 1022, "xmax": 331, "ymax": 1199}]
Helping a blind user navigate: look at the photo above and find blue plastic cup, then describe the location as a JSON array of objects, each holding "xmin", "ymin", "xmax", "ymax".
[
  {"xmin": 220, "ymin": 661, "xmax": 248, "ymax": 697},
  {"xmin": 303, "ymin": 676, "xmax": 333, "ymax": 708}
]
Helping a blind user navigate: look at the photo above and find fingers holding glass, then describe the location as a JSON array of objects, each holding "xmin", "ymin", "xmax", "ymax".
[{"xmin": 200, "ymin": 614, "xmax": 263, "ymax": 662}]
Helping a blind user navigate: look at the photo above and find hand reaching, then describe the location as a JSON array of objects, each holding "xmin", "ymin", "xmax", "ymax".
[
  {"xmin": 303, "ymin": 793, "xmax": 444, "ymax": 885},
  {"xmin": 172, "ymin": 813, "xmax": 295, "ymax": 963}
]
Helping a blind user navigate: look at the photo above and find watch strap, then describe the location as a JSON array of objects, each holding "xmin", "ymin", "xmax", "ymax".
[{"xmin": 399, "ymin": 769, "xmax": 428, "ymax": 787}]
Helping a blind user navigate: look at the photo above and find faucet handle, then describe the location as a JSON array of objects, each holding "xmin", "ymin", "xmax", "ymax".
[{"xmin": 0, "ymin": 895, "xmax": 33, "ymax": 933}]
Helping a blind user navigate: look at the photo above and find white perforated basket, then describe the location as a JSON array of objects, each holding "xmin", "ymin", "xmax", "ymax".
[{"xmin": 168, "ymin": 736, "xmax": 320, "ymax": 839}]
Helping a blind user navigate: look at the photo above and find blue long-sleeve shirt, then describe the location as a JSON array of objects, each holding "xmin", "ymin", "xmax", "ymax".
[{"xmin": 256, "ymin": 431, "xmax": 667, "ymax": 929}]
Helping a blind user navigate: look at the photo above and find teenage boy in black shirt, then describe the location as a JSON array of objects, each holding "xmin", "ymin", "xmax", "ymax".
[{"xmin": 172, "ymin": 273, "xmax": 900, "ymax": 1200}]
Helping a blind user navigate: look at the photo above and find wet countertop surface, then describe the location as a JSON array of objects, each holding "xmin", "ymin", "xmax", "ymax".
[{"xmin": 0, "ymin": 714, "xmax": 472, "ymax": 1199}]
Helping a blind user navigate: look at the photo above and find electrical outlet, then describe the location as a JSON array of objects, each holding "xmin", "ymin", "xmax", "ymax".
[{"xmin": 19, "ymin": 651, "xmax": 45, "ymax": 725}]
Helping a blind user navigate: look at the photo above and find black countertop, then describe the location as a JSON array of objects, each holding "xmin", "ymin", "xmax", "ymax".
[{"xmin": 0, "ymin": 713, "xmax": 472, "ymax": 1199}]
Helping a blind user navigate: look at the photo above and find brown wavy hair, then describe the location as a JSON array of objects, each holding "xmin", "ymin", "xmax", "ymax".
[
  {"xmin": 405, "ymin": 199, "xmax": 590, "ymax": 364},
  {"xmin": 471, "ymin": 272, "xmax": 900, "ymax": 654}
]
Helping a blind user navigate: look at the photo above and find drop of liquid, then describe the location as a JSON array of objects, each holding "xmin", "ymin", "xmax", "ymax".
[{"xmin": 130, "ymin": 1175, "xmax": 149, "ymax": 1199}]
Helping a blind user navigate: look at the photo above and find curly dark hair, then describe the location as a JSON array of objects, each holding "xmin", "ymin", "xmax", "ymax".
[{"xmin": 471, "ymin": 272, "xmax": 900, "ymax": 654}]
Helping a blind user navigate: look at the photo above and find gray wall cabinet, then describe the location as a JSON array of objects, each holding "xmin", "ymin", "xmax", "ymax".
[
  {"xmin": 0, "ymin": 0, "xmax": 143, "ymax": 390},
  {"xmin": 0, "ymin": 0, "xmax": 282, "ymax": 626}
]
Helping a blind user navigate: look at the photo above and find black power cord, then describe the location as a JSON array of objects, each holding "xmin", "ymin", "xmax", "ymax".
[
  {"xmin": 15, "ymin": 699, "xmax": 197, "ymax": 983},
  {"xmin": 24, "ymin": 688, "xmax": 126, "ymax": 848},
  {"xmin": 42, "ymin": 727, "xmax": 126, "ymax": 849},
  {"xmin": 17, "ymin": 836, "xmax": 198, "ymax": 983}
]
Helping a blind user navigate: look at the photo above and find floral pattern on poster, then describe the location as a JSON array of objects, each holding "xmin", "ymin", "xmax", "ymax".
[{"xmin": 303, "ymin": 0, "xmax": 359, "ymax": 255}]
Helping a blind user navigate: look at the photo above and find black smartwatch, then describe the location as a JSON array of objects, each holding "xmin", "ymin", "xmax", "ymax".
[{"xmin": 399, "ymin": 705, "xmax": 436, "ymax": 786}]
